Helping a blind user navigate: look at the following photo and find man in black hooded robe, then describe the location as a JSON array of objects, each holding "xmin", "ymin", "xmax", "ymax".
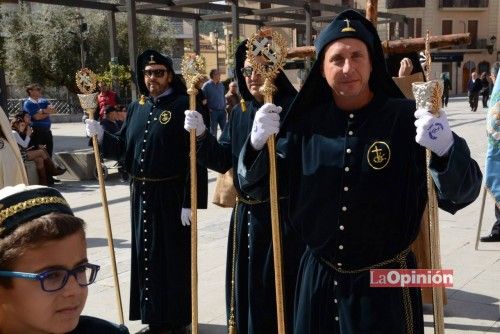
[
  {"xmin": 85, "ymin": 49, "xmax": 207, "ymax": 334},
  {"xmin": 184, "ymin": 41, "xmax": 304, "ymax": 333},
  {"xmin": 237, "ymin": 10, "xmax": 482, "ymax": 334}
]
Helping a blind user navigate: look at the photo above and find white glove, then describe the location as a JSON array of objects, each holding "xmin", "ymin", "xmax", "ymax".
[
  {"xmin": 414, "ymin": 108, "xmax": 454, "ymax": 157},
  {"xmin": 398, "ymin": 57, "xmax": 413, "ymax": 77},
  {"xmin": 250, "ymin": 103, "xmax": 282, "ymax": 150},
  {"xmin": 181, "ymin": 208, "xmax": 191, "ymax": 226},
  {"xmin": 85, "ymin": 119, "xmax": 104, "ymax": 143},
  {"xmin": 184, "ymin": 110, "xmax": 206, "ymax": 137}
]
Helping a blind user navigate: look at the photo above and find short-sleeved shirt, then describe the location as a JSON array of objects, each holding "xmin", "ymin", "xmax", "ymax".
[
  {"xmin": 23, "ymin": 97, "xmax": 51, "ymax": 129},
  {"xmin": 201, "ymin": 80, "xmax": 225, "ymax": 111}
]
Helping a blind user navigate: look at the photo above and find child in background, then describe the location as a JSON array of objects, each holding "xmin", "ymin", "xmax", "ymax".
[{"xmin": 0, "ymin": 184, "xmax": 129, "ymax": 334}]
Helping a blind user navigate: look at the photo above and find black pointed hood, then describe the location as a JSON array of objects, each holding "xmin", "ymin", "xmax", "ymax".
[{"xmin": 284, "ymin": 9, "xmax": 404, "ymax": 123}]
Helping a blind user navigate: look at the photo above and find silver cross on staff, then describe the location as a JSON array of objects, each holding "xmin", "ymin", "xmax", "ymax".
[{"xmin": 252, "ymin": 37, "xmax": 278, "ymax": 65}]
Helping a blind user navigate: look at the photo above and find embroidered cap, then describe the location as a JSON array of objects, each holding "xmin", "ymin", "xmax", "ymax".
[{"xmin": 0, "ymin": 184, "xmax": 74, "ymax": 236}]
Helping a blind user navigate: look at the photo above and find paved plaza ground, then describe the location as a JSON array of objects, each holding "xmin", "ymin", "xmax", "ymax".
[{"xmin": 50, "ymin": 96, "xmax": 499, "ymax": 333}]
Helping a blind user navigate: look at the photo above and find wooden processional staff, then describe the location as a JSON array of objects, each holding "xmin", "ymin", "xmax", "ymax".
[
  {"xmin": 246, "ymin": 29, "xmax": 288, "ymax": 334},
  {"xmin": 75, "ymin": 69, "xmax": 124, "ymax": 325},
  {"xmin": 181, "ymin": 54, "xmax": 206, "ymax": 334},
  {"xmin": 411, "ymin": 31, "xmax": 445, "ymax": 334}
]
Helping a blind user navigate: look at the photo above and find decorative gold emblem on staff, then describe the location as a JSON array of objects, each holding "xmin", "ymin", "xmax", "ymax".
[
  {"xmin": 411, "ymin": 30, "xmax": 445, "ymax": 334},
  {"xmin": 181, "ymin": 53, "xmax": 205, "ymax": 334},
  {"xmin": 247, "ymin": 28, "xmax": 288, "ymax": 334},
  {"xmin": 75, "ymin": 68, "xmax": 124, "ymax": 325}
]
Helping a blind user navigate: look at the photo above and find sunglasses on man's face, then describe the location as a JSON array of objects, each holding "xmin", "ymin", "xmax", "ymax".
[
  {"xmin": 144, "ymin": 69, "xmax": 167, "ymax": 78},
  {"xmin": 241, "ymin": 66, "xmax": 254, "ymax": 77}
]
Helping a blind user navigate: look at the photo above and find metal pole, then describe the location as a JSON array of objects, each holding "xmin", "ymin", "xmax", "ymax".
[
  {"xmin": 215, "ymin": 34, "xmax": 219, "ymax": 71},
  {"xmin": 475, "ymin": 186, "xmax": 487, "ymax": 250},
  {"xmin": 304, "ymin": 3, "xmax": 312, "ymax": 73},
  {"xmin": 126, "ymin": 0, "xmax": 138, "ymax": 101},
  {"xmin": 193, "ymin": 19, "xmax": 200, "ymax": 53},
  {"xmin": 231, "ymin": 0, "xmax": 239, "ymax": 43}
]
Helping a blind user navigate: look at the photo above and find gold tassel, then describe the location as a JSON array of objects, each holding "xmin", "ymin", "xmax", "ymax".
[
  {"xmin": 139, "ymin": 95, "xmax": 146, "ymax": 105},
  {"xmin": 228, "ymin": 313, "xmax": 237, "ymax": 334},
  {"xmin": 240, "ymin": 99, "xmax": 247, "ymax": 112}
]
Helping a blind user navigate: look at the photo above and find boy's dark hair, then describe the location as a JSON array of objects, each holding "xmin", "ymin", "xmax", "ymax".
[
  {"xmin": 25, "ymin": 83, "xmax": 42, "ymax": 96},
  {"xmin": 0, "ymin": 213, "xmax": 85, "ymax": 287}
]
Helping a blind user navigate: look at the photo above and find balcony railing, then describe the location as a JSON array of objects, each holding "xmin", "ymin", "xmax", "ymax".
[
  {"xmin": 439, "ymin": 0, "xmax": 489, "ymax": 8},
  {"xmin": 386, "ymin": 0, "xmax": 425, "ymax": 8}
]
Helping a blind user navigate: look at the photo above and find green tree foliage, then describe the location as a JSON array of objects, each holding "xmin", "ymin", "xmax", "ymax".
[
  {"xmin": 96, "ymin": 61, "xmax": 132, "ymax": 101},
  {"xmin": 1, "ymin": 4, "xmax": 175, "ymax": 93}
]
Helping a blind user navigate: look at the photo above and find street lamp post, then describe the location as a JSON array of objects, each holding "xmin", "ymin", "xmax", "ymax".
[
  {"xmin": 76, "ymin": 14, "xmax": 87, "ymax": 69},
  {"xmin": 214, "ymin": 30, "xmax": 219, "ymax": 71}
]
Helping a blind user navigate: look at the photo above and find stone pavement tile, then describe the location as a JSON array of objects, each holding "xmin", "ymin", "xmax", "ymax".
[
  {"xmin": 435, "ymin": 298, "xmax": 499, "ymax": 334},
  {"xmin": 451, "ymin": 278, "xmax": 500, "ymax": 306}
]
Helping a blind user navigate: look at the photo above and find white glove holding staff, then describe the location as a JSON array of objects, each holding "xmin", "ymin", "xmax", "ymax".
[
  {"xmin": 250, "ymin": 103, "xmax": 282, "ymax": 150},
  {"xmin": 414, "ymin": 108, "xmax": 454, "ymax": 157},
  {"xmin": 184, "ymin": 110, "xmax": 206, "ymax": 137},
  {"xmin": 85, "ymin": 119, "xmax": 104, "ymax": 143},
  {"xmin": 181, "ymin": 208, "xmax": 191, "ymax": 226}
]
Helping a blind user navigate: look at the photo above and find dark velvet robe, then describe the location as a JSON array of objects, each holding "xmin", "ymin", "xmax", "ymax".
[
  {"xmin": 238, "ymin": 94, "xmax": 482, "ymax": 333},
  {"xmin": 101, "ymin": 91, "xmax": 207, "ymax": 326},
  {"xmin": 69, "ymin": 316, "xmax": 129, "ymax": 333},
  {"xmin": 196, "ymin": 96, "xmax": 305, "ymax": 334}
]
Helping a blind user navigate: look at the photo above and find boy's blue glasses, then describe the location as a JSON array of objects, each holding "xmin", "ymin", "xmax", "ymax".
[{"xmin": 0, "ymin": 263, "xmax": 100, "ymax": 292}]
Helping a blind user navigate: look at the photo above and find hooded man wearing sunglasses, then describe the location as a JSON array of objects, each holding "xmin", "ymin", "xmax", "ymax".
[{"xmin": 85, "ymin": 49, "xmax": 207, "ymax": 334}]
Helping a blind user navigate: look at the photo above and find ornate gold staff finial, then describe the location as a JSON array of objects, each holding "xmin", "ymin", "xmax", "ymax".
[
  {"xmin": 181, "ymin": 53, "xmax": 206, "ymax": 98},
  {"xmin": 180, "ymin": 52, "xmax": 205, "ymax": 334},
  {"xmin": 246, "ymin": 28, "xmax": 288, "ymax": 334},
  {"xmin": 75, "ymin": 67, "xmax": 124, "ymax": 325},
  {"xmin": 75, "ymin": 68, "xmax": 97, "ymax": 95},
  {"xmin": 246, "ymin": 29, "xmax": 287, "ymax": 102}
]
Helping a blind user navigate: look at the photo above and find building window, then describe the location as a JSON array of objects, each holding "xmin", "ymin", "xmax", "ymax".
[
  {"xmin": 406, "ymin": 18, "xmax": 421, "ymax": 38},
  {"xmin": 416, "ymin": 18, "xmax": 422, "ymax": 38},
  {"xmin": 442, "ymin": 20, "xmax": 453, "ymax": 35},
  {"xmin": 468, "ymin": 20, "xmax": 478, "ymax": 48},
  {"xmin": 408, "ymin": 18, "xmax": 415, "ymax": 38},
  {"xmin": 387, "ymin": 0, "xmax": 425, "ymax": 8}
]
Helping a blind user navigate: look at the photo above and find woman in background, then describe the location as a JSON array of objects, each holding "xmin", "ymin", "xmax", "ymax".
[
  {"xmin": 0, "ymin": 106, "xmax": 27, "ymax": 188},
  {"xmin": 11, "ymin": 116, "xmax": 65, "ymax": 185}
]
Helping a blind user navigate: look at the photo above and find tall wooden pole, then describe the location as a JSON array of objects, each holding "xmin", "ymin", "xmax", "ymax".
[
  {"xmin": 181, "ymin": 54, "xmax": 205, "ymax": 334},
  {"xmin": 366, "ymin": 0, "xmax": 378, "ymax": 25},
  {"xmin": 76, "ymin": 71, "xmax": 124, "ymax": 325}
]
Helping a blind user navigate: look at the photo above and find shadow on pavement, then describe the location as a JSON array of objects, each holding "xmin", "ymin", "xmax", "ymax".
[
  {"xmin": 69, "ymin": 196, "xmax": 130, "ymax": 213},
  {"xmin": 424, "ymin": 321, "xmax": 500, "ymax": 333},
  {"xmin": 132, "ymin": 324, "xmax": 227, "ymax": 334},
  {"xmin": 87, "ymin": 237, "xmax": 131, "ymax": 249},
  {"xmin": 423, "ymin": 288, "xmax": 500, "ymax": 332},
  {"xmin": 198, "ymin": 324, "xmax": 227, "ymax": 333}
]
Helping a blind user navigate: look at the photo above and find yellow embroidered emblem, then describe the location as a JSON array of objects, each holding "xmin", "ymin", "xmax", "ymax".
[
  {"xmin": 367, "ymin": 141, "xmax": 391, "ymax": 170},
  {"xmin": 159, "ymin": 110, "xmax": 172, "ymax": 124},
  {"xmin": 341, "ymin": 18, "xmax": 356, "ymax": 33},
  {"xmin": 139, "ymin": 95, "xmax": 146, "ymax": 105}
]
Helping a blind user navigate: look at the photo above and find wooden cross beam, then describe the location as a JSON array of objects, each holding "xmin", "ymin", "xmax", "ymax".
[
  {"xmin": 285, "ymin": 33, "xmax": 471, "ymax": 59},
  {"xmin": 286, "ymin": 0, "xmax": 469, "ymax": 59}
]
